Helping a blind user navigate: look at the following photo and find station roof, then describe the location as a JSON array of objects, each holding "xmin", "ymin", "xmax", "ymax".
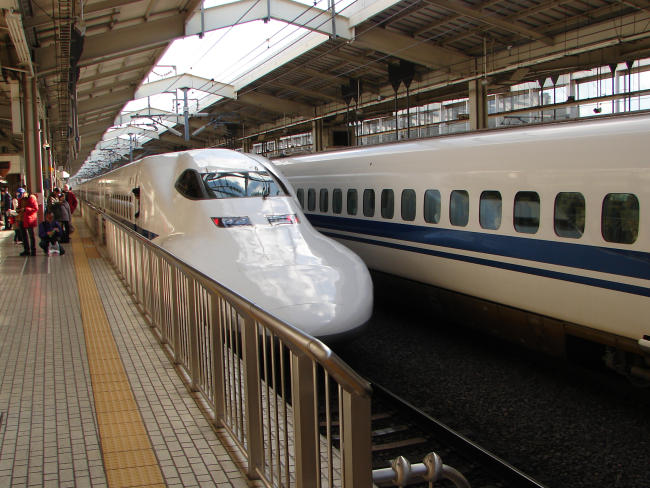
[{"xmin": 1, "ymin": 0, "xmax": 650, "ymax": 177}]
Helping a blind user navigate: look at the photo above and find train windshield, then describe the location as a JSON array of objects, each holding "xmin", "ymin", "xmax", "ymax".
[{"xmin": 202, "ymin": 171, "xmax": 286, "ymax": 199}]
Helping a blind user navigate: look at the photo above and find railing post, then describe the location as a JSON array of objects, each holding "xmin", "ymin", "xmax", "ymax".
[
  {"xmin": 291, "ymin": 353, "xmax": 319, "ymax": 488},
  {"xmin": 188, "ymin": 280, "xmax": 200, "ymax": 392},
  {"xmin": 170, "ymin": 267, "xmax": 181, "ymax": 364},
  {"xmin": 211, "ymin": 295, "xmax": 225, "ymax": 424},
  {"xmin": 241, "ymin": 316, "xmax": 263, "ymax": 480},
  {"xmin": 341, "ymin": 390, "xmax": 372, "ymax": 488},
  {"xmin": 157, "ymin": 256, "xmax": 167, "ymax": 344}
]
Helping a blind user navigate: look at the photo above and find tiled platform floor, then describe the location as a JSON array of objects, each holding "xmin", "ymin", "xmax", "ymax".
[{"xmin": 0, "ymin": 223, "xmax": 255, "ymax": 487}]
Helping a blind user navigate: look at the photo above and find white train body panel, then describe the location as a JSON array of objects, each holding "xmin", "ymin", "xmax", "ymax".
[
  {"xmin": 80, "ymin": 149, "xmax": 373, "ymax": 340},
  {"xmin": 276, "ymin": 115, "xmax": 650, "ymax": 347}
]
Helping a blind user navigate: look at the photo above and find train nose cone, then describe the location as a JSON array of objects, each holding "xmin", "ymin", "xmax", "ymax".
[{"xmin": 270, "ymin": 300, "xmax": 371, "ymax": 342}]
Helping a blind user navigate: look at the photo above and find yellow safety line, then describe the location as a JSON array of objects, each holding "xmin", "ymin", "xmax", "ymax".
[{"xmin": 72, "ymin": 237, "xmax": 165, "ymax": 488}]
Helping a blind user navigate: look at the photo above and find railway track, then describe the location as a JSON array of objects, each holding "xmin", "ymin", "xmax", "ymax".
[{"xmin": 365, "ymin": 383, "xmax": 548, "ymax": 488}]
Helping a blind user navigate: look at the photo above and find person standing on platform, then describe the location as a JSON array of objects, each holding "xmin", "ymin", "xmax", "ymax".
[
  {"xmin": 11, "ymin": 192, "xmax": 20, "ymax": 243},
  {"xmin": 62, "ymin": 184, "xmax": 78, "ymax": 215},
  {"xmin": 57, "ymin": 193, "xmax": 71, "ymax": 243},
  {"xmin": 1, "ymin": 187, "xmax": 11, "ymax": 230},
  {"xmin": 38, "ymin": 210, "xmax": 65, "ymax": 255},
  {"xmin": 17, "ymin": 188, "xmax": 37, "ymax": 256}
]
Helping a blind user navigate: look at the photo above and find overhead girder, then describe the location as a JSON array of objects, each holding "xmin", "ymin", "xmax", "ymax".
[
  {"xmin": 352, "ymin": 26, "xmax": 471, "ymax": 71},
  {"xmin": 77, "ymin": 62, "xmax": 154, "ymax": 86},
  {"xmin": 426, "ymin": 0, "xmax": 554, "ymax": 46},
  {"xmin": 24, "ymin": 0, "xmax": 137, "ymax": 30},
  {"xmin": 36, "ymin": 15, "xmax": 185, "ymax": 73},
  {"xmin": 185, "ymin": 0, "xmax": 353, "ymax": 39},
  {"xmin": 134, "ymin": 74, "xmax": 236, "ymax": 100},
  {"xmin": 237, "ymin": 91, "xmax": 315, "ymax": 118},
  {"xmin": 78, "ymin": 87, "xmax": 136, "ymax": 114}
]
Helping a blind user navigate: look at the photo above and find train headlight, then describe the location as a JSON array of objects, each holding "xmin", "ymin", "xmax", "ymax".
[
  {"xmin": 266, "ymin": 214, "xmax": 299, "ymax": 225},
  {"xmin": 211, "ymin": 216, "xmax": 252, "ymax": 228}
]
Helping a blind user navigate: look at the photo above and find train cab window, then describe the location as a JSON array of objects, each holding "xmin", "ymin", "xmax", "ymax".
[
  {"xmin": 307, "ymin": 189, "xmax": 316, "ymax": 211},
  {"xmin": 203, "ymin": 170, "xmax": 286, "ymax": 198},
  {"xmin": 424, "ymin": 189, "xmax": 441, "ymax": 224},
  {"xmin": 554, "ymin": 192, "xmax": 585, "ymax": 238},
  {"xmin": 347, "ymin": 189, "xmax": 358, "ymax": 215},
  {"xmin": 602, "ymin": 193, "xmax": 639, "ymax": 244},
  {"xmin": 401, "ymin": 189, "xmax": 416, "ymax": 221},
  {"xmin": 333, "ymin": 189, "xmax": 343, "ymax": 214},
  {"xmin": 449, "ymin": 190, "xmax": 469, "ymax": 227},
  {"xmin": 175, "ymin": 169, "xmax": 207, "ymax": 199},
  {"xmin": 363, "ymin": 189, "xmax": 375, "ymax": 217},
  {"xmin": 480, "ymin": 191, "xmax": 502, "ymax": 230},
  {"xmin": 514, "ymin": 191, "xmax": 540, "ymax": 234},
  {"xmin": 296, "ymin": 188, "xmax": 305, "ymax": 208},
  {"xmin": 319, "ymin": 189, "xmax": 329, "ymax": 213},
  {"xmin": 381, "ymin": 189, "xmax": 394, "ymax": 219}
]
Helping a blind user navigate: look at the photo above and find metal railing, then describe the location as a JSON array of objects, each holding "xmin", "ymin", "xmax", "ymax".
[{"xmin": 81, "ymin": 203, "xmax": 373, "ymax": 488}]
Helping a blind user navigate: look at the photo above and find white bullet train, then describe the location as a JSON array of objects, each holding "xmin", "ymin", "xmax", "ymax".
[
  {"xmin": 276, "ymin": 113, "xmax": 650, "ymax": 379},
  {"xmin": 78, "ymin": 149, "xmax": 373, "ymax": 341}
]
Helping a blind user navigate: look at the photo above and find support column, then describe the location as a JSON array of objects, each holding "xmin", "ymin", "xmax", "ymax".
[
  {"xmin": 312, "ymin": 119, "xmax": 323, "ymax": 152},
  {"xmin": 22, "ymin": 75, "xmax": 44, "ymax": 220},
  {"xmin": 468, "ymin": 79, "xmax": 488, "ymax": 131}
]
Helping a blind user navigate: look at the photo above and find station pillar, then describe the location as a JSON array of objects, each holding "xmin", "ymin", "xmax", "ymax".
[
  {"xmin": 312, "ymin": 119, "xmax": 324, "ymax": 152},
  {"xmin": 22, "ymin": 75, "xmax": 44, "ymax": 220},
  {"xmin": 468, "ymin": 79, "xmax": 488, "ymax": 131}
]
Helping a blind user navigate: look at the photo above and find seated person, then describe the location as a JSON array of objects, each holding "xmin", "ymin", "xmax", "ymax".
[{"xmin": 38, "ymin": 210, "xmax": 65, "ymax": 255}]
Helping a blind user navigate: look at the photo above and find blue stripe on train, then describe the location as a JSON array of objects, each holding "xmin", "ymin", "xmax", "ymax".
[{"xmin": 304, "ymin": 214, "xmax": 650, "ymax": 296}]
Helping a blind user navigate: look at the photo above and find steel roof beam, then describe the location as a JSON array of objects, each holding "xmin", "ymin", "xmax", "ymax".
[
  {"xmin": 185, "ymin": 0, "xmax": 353, "ymax": 39},
  {"xmin": 78, "ymin": 87, "xmax": 136, "ymax": 113},
  {"xmin": 426, "ymin": 0, "xmax": 554, "ymax": 46},
  {"xmin": 237, "ymin": 91, "xmax": 315, "ymax": 117},
  {"xmin": 24, "ymin": 0, "xmax": 137, "ymax": 29},
  {"xmin": 134, "ymin": 74, "xmax": 236, "ymax": 100},
  {"xmin": 35, "ymin": 15, "xmax": 185, "ymax": 73}
]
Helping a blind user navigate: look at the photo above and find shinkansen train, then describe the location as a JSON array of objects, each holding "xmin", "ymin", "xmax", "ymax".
[
  {"xmin": 276, "ymin": 113, "xmax": 650, "ymax": 380},
  {"xmin": 78, "ymin": 149, "xmax": 373, "ymax": 341}
]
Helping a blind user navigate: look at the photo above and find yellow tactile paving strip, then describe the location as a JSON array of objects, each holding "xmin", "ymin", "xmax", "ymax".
[{"xmin": 71, "ymin": 237, "xmax": 165, "ymax": 488}]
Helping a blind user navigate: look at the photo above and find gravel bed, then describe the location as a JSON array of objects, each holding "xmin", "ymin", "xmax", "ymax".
[{"xmin": 332, "ymin": 274, "xmax": 650, "ymax": 488}]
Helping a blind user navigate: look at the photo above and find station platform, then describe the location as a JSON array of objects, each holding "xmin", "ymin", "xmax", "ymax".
[{"xmin": 0, "ymin": 222, "xmax": 255, "ymax": 487}]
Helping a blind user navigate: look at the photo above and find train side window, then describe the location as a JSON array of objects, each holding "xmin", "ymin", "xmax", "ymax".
[
  {"xmin": 363, "ymin": 189, "xmax": 375, "ymax": 217},
  {"xmin": 347, "ymin": 189, "xmax": 358, "ymax": 215},
  {"xmin": 514, "ymin": 191, "xmax": 540, "ymax": 234},
  {"xmin": 401, "ymin": 189, "xmax": 416, "ymax": 221},
  {"xmin": 296, "ymin": 188, "xmax": 304, "ymax": 208},
  {"xmin": 381, "ymin": 189, "xmax": 394, "ymax": 219},
  {"xmin": 424, "ymin": 189, "xmax": 441, "ymax": 224},
  {"xmin": 307, "ymin": 189, "xmax": 316, "ymax": 211},
  {"xmin": 319, "ymin": 189, "xmax": 329, "ymax": 213},
  {"xmin": 602, "ymin": 193, "xmax": 639, "ymax": 244},
  {"xmin": 333, "ymin": 189, "xmax": 342, "ymax": 214},
  {"xmin": 554, "ymin": 192, "xmax": 585, "ymax": 238},
  {"xmin": 450, "ymin": 190, "xmax": 469, "ymax": 227},
  {"xmin": 480, "ymin": 191, "xmax": 502, "ymax": 230},
  {"xmin": 175, "ymin": 169, "xmax": 205, "ymax": 199}
]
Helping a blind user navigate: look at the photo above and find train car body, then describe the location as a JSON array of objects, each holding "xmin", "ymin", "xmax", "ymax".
[
  {"xmin": 276, "ymin": 114, "xmax": 650, "ymax": 367},
  {"xmin": 78, "ymin": 149, "xmax": 373, "ymax": 341}
]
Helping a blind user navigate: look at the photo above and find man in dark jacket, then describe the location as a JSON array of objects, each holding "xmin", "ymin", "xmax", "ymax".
[
  {"xmin": 1, "ymin": 187, "xmax": 11, "ymax": 230},
  {"xmin": 38, "ymin": 210, "xmax": 65, "ymax": 255},
  {"xmin": 62, "ymin": 184, "xmax": 78, "ymax": 214}
]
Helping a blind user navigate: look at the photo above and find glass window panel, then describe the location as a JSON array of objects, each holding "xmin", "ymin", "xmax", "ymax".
[
  {"xmin": 424, "ymin": 189, "xmax": 441, "ymax": 223},
  {"xmin": 381, "ymin": 189, "xmax": 394, "ymax": 219},
  {"xmin": 319, "ymin": 189, "xmax": 329, "ymax": 213},
  {"xmin": 401, "ymin": 189, "xmax": 416, "ymax": 221},
  {"xmin": 554, "ymin": 192, "xmax": 585, "ymax": 238},
  {"xmin": 307, "ymin": 188, "xmax": 316, "ymax": 211},
  {"xmin": 347, "ymin": 189, "xmax": 358, "ymax": 215},
  {"xmin": 514, "ymin": 191, "xmax": 540, "ymax": 234},
  {"xmin": 296, "ymin": 188, "xmax": 304, "ymax": 208},
  {"xmin": 333, "ymin": 189, "xmax": 342, "ymax": 214},
  {"xmin": 450, "ymin": 190, "xmax": 469, "ymax": 227},
  {"xmin": 363, "ymin": 189, "xmax": 375, "ymax": 217},
  {"xmin": 602, "ymin": 193, "xmax": 639, "ymax": 244},
  {"xmin": 480, "ymin": 191, "xmax": 502, "ymax": 230}
]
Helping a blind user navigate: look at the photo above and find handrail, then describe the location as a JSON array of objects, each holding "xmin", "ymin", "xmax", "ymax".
[{"xmin": 80, "ymin": 200, "xmax": 373, "ymax": 488}]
